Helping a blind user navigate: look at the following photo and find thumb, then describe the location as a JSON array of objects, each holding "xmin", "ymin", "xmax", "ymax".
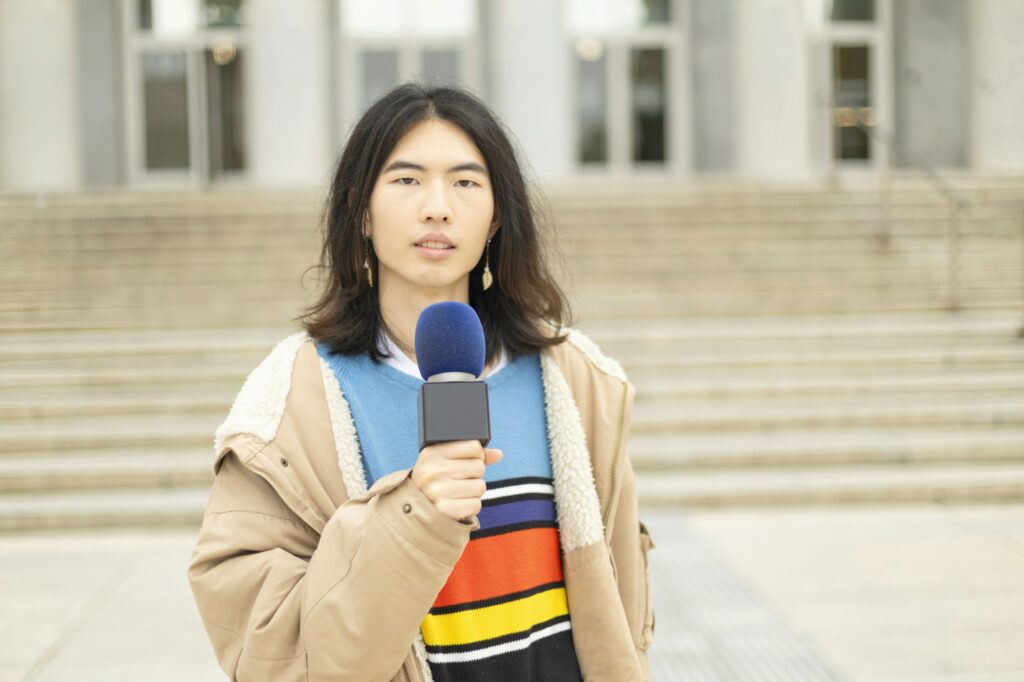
[{"xmin": 484, "ymin": 448, "xmax": 504, "ymax": 465}]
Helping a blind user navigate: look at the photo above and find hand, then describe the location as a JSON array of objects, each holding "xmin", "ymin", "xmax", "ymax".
[{"xmin": 410, "ymin": 441, "xmax": 503, "ymax": 523}]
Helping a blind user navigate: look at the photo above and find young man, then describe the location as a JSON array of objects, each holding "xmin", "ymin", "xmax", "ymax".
[{"xmin": 187, "ymin": 83, "xmax": 655, "ymax": 681}]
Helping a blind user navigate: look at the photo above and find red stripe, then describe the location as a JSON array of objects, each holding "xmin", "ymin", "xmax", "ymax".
[{"xmin": 433, "ymin": 527, "xmax": 564, "ymax": 608}]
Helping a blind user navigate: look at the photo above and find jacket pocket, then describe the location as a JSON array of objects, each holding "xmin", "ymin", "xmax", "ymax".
[{"xmin": 638, "ymin": 520, "xmax": 656, "ymax": 651}]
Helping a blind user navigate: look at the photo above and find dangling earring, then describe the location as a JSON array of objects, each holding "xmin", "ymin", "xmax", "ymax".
[
  {"xmin": 482, "ymin": 238, "xmax": 493, "ymax": 291},
  {"xmin": 363, "ymin": 237, "xmax": 374, "ymax": 288}
]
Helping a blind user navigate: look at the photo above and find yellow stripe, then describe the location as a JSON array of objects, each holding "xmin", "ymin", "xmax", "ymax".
[{"xmin": 421, "ymin": 586, "xmax": 569, "ymax": 647}]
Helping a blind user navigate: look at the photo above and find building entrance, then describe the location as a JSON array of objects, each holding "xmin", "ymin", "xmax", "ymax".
[{"xmin": 125, "ymin": 0, "xmax": 247, "ymax": 185}]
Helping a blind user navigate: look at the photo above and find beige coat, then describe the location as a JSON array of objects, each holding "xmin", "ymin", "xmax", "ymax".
[{"xmin": 187, "ymin": 327, "xmax": 655, "ymax": 681}]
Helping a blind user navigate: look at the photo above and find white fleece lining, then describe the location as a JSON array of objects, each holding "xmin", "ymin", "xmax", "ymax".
[
  {"xmin": 213, "ymin": 331, "xmax": 309, "ymax": 458},
  {"xmin": 539, "ymin": 352, "xmax": 606, "ymax": 551},
  {"xmin": 565, "ymin": 327, "xmax": 628, "ymax": 383}
]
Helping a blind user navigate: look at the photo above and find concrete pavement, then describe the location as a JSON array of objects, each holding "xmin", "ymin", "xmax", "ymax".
[{"xmin": 1, "ymin": 502, "xmax": 1022, "ymax": 681}]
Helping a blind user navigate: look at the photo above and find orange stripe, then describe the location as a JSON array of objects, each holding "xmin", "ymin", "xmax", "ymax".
[{"xmin": 433, "ymin": 527, "xmax": 564, "ymax": 608}]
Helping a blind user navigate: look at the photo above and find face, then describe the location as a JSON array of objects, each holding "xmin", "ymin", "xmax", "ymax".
[{"xmin": 363, "ymin": 118, "xmax": 498, "ymax": 299}]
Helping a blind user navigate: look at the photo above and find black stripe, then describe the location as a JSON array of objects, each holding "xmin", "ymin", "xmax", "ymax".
[
  {"xmin": 424, "ymin": 613, "xmax": 571, "ymax": 654},
  {"xmin": 469, "ymin": 519, "xmax": 558, "ymax": 540},
  {"xmin": 428, "ymin": 627, "xmax": 582, "ymax": 681},
  {"xmin": 485, "ymin": 476, "xmax": 553, "ymax": 490},
  {"xmin": 481, "ymin": 492, "xmax": 552, "ymax": 508},
  {"xmin": 428, "ymin": 580, "xmax": 565, "ymax": 616}
]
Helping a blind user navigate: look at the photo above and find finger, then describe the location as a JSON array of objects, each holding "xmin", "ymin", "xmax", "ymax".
[
  {"xmin": 441, "ymin": 440, "xmax": 487, "ymax": 460},
  {"xmin": 435, "ymin": 477, "xmax": 487, "ymax": 500},
  {"xmin": 484, "ymin": 449, "xmax": 503, "ymax": 465},
  {"xmin": 449, "ymin": 458, "xmax": 486, "ymax": 479}
]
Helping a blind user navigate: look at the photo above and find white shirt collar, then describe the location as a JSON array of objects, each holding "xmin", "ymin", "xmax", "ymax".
[{"xmin": 380, "ymin": 329, "xmax": 508, "ymax": 380}]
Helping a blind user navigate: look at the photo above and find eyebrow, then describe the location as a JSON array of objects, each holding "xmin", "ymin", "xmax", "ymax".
[{"xmin": 382, "ymin": 159, "xmax": 488, "ymax": 176}]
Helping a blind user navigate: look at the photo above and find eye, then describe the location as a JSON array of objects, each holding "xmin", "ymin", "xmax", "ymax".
[
  {"xmin": 395, "ymin": 177, "xmax": 418, "ymax": 186},
  {"xmin": 456, "ymin": 179, "xmax": 479, "ymax": 188}
]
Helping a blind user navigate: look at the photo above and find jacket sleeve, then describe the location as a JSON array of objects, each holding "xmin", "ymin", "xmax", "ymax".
[{"xmin": 187, "ymin": 448, "xmax": 474, "ymax": 681}]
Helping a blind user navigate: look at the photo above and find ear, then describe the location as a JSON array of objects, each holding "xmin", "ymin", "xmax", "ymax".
[{"xmin": 487, "ymin": 219, "xmax": 500, "ymax": 241}]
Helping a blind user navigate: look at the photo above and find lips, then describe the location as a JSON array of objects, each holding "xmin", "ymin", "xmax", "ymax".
[{"xmin": 414, "ymin": 233, "xmax": 455, "ymax": 249}]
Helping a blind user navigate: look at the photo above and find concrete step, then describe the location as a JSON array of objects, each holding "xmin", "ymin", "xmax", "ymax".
[
  {"xmin": 629, "ymin": 369, "xmax": 1024, "ymax": 401},
  {"xmin": 0, "ymin": 416, "xmax": 217, "ymax": 453},
  {"xmin": 0, "ymin": 310, "xmax": 1014, "ymax": 353},
  {"xmin": 2, "ymin": 290, "xmax": 1021, "ymax": 330},
  {"xmin": 629, "ymin": 428, "xmax": 1024, "ymax": 469},
  {"xmin": 0, "ymin": 391, "xmax": 234, "ymax": 421},
  {"xmin": 3, "ymin": 384, "xmax": 1021, "ymax": 434},
  {"xmin": 621, "ymin": 344, "xmax": 1024, "ymax": 372},
  {"xmin": 4, "ymin": 267, "xmax": 1022, "ymax": 312},
  {"xmin": 0, "ymin": 488, "xmax": 209, "ymax": 532},
  {"xmin": 0, "ymin": 450, "xmax": 212, "ymax": 493},
  {"xmin": 632, "ymin": 396, "xmax": 1024, "ymax": 432},
  {"xmin": 1, "ymin": 340, "xmax": 1021, "ymax": 394},
  {"xmin": 5, "ymin": 287, "xmax": 1022, "ymax": 322},
  {"xmin": 635, "ymin": 463, "xmax": 1024, "ymax": 507},
  {"xmin": 0, "ymin": 326, "xmax": 292, "ymax": 354},
  {"xmin": 2, "ymin": 428, "xmax": 1021, "ymax": 497},
  {"xmin": 0, "ymin": 364, "xmax": 253, "ymax": 391},
  {"xmin": 577, "ymin": 310, "xmax": 1023, "ymax": 343},
  {"xmin": 3, "ymin": 462, "xmax": 1024, "ymax": 532},
  {"xmin": 6, "ymin": 247, "xmax": 1017, "ymax": 276}
]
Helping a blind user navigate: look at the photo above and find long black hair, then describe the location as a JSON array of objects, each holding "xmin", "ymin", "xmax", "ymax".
[{"xmin": 296, "ymin": 81, "xmax": 574, "ymax": 366}]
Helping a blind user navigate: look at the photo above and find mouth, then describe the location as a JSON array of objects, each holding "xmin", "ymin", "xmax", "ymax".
[
  {"xmin": 413, "ymin": 241, "xmax": 456, "ymax": 259},
  {"xmin": 414, "ymin": 240, "xmax": 456, "ymax": 250}
]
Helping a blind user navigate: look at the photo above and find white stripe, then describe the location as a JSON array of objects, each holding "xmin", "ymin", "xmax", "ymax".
[
  {"xmin": 482, "ymin": 483, "xmax": 554, "ymax": 501},
  {"xmin": 425, "ymin": 620, "xmax": 572, "ymax": 664}
]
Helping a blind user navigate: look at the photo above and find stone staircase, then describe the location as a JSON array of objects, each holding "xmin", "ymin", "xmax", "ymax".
[{"xmin": 1, "ymin": 177, "xmax": 1023, "ymax": 530}]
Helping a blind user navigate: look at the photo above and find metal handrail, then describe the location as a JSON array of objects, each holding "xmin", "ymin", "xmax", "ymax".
[{"xmin": 814, "ymin": 93, "xmax": 1024, "ymax": 334}]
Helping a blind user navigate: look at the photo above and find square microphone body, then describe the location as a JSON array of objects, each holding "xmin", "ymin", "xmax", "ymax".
[
  {"xmin": 418, "ymin": 381, "xmax": 491, "ymax": 451},
  {"xmin": 414, "ymin": 300, "xmax": 493, "ymax": 453}
]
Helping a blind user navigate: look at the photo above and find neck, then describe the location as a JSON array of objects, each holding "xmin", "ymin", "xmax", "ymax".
[{"xmin": 378, "ymin": 275, "xmax": 470, "ymax": 365}]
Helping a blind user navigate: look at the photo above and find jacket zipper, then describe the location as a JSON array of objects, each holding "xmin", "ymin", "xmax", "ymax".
[{"xmin": 601, "ymin": 381, "xmax": 630, "ymax": 530}]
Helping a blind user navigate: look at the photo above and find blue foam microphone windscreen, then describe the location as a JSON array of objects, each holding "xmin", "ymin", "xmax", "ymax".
[{"xmin": 415, "ymin": 301, "xmax": 486, "ymax": 381}]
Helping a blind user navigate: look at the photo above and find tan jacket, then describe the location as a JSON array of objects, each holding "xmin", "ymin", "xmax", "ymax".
[{"xmin": 187, "ymin": 327, "xmax": 655, "ymax": 681}]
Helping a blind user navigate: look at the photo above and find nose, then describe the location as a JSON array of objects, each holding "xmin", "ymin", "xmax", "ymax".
[{"xmin": 419, "ymin": 178, "xmax": 453, "ymax": 223}]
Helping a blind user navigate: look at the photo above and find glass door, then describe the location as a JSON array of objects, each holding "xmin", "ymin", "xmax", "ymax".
[
  {"xmin": 568, "ymin": 0, "xmax": 686, "ymax": 175},
  {"xmin": 337, "ymin": 0, "xmax": 481, "ymax": 134},
  {"xmin": 139, "ymin": 51, "xmax": 191, "ymax": 173},
  {"xmin": 204, "ymin": 44, "xmax": 246, "ymax": 179},
  {"xmin": 817, "ymin": 0, "xmax": 892, "ymax": 171},
  {"xmin": 832, "ymin": 44, "xmax": 872, "ymax": 160},
  {"xmin": 125, "ymin": 0, "xmax": 248, "ymax": 185}
]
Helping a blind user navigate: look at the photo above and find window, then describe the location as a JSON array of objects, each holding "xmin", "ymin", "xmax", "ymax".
[
  {"xmin": 567, "ymin": 0, "xmax": 679, "ymax": 170},
  {"xmin": 338, "ymin": 0, "xmax": 480, "ymax": 117},
  {"xmin": 137, "ymin": 0, "xmax": 244, "ymax": 35},
  {"xmin": 830, "ymin": 0, "xmax": 874, "ymax": 22}
]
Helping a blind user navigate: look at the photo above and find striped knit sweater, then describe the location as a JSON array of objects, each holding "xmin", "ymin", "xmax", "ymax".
[{"xmin": 316, "ymin": 339, "xmax": 583, "ymax": 680}]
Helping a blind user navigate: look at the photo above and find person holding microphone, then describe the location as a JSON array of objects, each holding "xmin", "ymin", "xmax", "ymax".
[{"xmin": 188, "ymin": 82, "xmax": 654, "ymax": 681}]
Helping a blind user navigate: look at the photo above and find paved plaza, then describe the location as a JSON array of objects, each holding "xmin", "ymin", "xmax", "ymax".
[{"xmin": 2, "ymin": 501, "xmax": 1022, "ymax": 681}]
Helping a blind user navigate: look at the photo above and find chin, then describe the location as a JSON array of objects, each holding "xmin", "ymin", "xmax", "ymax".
[{"xmin": 400, "ymin": 269, "xmax": 462, "ymax": 290}]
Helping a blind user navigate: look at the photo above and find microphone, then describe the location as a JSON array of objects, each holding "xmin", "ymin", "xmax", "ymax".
[{"xmin": 415, "ymin": 301, "xmax": 492, "ymax": 452}]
